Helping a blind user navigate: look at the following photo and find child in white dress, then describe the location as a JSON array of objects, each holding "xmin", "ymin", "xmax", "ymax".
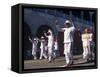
[{"xmin": 29, "ymin": 37, "xmax": 38, "ymax": 60}]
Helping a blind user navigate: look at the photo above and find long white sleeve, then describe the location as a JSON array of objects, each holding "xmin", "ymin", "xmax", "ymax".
[{"xmin": 56, "ymin": 24, "xmax": 64, "ymax": 32}]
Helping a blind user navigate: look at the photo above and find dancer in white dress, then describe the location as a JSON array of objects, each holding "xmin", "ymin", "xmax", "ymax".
[
  {"xmin": 54, "ymin": 38, "xmax": 59, "ymax": 57},
  {"xmin": 40, "ymin": 36, "xmax": 47, "ymax": 59},
  {"xmin": 29, "ymin": 37, "xmax": 38, "ymax": 60}
]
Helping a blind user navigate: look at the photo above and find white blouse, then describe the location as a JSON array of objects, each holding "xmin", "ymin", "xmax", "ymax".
[{"xmin": 82, "ymin": 33, "xmax": 93, "ymax": 47}]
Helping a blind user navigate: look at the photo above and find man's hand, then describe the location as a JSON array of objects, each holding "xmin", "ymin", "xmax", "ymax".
[
  {"xmin": 28, "ymin": 36, "xmax": 32, "ymax": 43},
  {"xmin": 44, "ymin": 31, "xmax": 47, "ymax": 37}
]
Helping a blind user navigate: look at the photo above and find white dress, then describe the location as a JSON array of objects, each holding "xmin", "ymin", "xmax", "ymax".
[
  {"xmin": 32, "ymin": 41, "xmax": 37, "ymax": 56},
  {"xmin": 82, "ymin": 33, "xmax": 91, "ymax": 59}
]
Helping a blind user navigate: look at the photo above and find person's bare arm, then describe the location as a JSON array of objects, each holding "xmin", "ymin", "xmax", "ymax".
[
  {"xmin": 55, "ymin": 20, "xmax": 65, "ymax": 32},
  {"xmin": 44, "ymin": 31, "xmax": 48, "ymax": 38},
  {"xmin": 70, "ymin": 22, "xmax": 75, "ymax": 31},
  {"xmin": 28, "ymin": 36, "xmax": 33, "ymax": 43},
  {"xmin": 56, "ymin": 24, "xmax": 65, "ymax": 32}
]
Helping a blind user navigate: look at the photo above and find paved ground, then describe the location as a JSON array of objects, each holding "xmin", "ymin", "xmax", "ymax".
[{"xmin": 24, "ymin": 55, "xmax": 95, "ymax": 69}]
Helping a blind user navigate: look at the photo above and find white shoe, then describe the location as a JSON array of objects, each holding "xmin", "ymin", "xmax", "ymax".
[
  {"xmin": 34, "ymin": 57, "xmax": 37, "ymax": 60},
  {"xmin": 39, "ymin": 57, "xmax": 42, "ymax": 59},
  {"xmin": 69, "ymin": 60, "xmax": 73, "ymax": 65},
  {"xmin": 63, "ymin": 64, "xmax": 70, "ymax": 67}
]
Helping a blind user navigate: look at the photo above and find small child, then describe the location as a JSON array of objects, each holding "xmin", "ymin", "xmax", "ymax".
[
  {"xmin": 29, "ymin": 37, "xmax": 38, "ymax": 60},
  {"xmin": 53, "ymin": 38, "xmax": 59, "ymax": 58}
]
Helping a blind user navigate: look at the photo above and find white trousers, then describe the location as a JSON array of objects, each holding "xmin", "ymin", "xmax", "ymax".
[
  {"xmin": 32, "ymin": 47, "xmax": 37, "ymax": 59},
  {"xmin": 64, "ymin": 42, "xmax": 73, "ymax": 64},
  {"xmin": 48, "ymin": 46, "xmax": 55, "ymax": 61},
  {"xmin": 40, "ymin": 48, "xmax": 47, "ymax": 59},
  {"xmin": 83, "ymin": 45, "xmax": 91, "ymax": 60},
  {"xmin": 83, "ymin": 46, "xmax": 90, "ymax": 59}
]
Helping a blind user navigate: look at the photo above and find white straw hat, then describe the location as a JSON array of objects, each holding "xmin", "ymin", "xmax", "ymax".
[
  {"xmin": 41, "ymin": 36, "xmax": 44, "ymax": 39},
  {"xmin": 34, "ymin": 38, "xmax": 37, "ymax": 40},
  {"xmin": 65, "ymin": 20, "xmax": 71, "ymax": 24}
]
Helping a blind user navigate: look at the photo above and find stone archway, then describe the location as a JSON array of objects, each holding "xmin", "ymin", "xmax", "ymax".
[{"xmin": 36, "ymin": 25, "xmax": 54, "ymax": 38}]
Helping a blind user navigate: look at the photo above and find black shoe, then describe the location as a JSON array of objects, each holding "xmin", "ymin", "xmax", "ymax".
[
  {"xmin": 52, "ymin": 57, "xmax": 55, "ymax": 61},
  {"xmin": 48, "ymin": 61, "xmax": 52, "ymax": 63},
  {"xmin": 70, "ymin": 60, "xmax": 74, "ymax": 65},
  {"xmin": 87, "ymin": 58, "xmax": 91, "ymax": 62},
  {"xmin": 63, "ymin": 64, "xmax": 70, "ymax": 67}
]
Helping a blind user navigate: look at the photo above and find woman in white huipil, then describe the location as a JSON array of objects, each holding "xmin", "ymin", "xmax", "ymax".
[
  {"xmin": 40, "ymin": 36, "xmax": 47, "ymax": 59},
  {"xmin": 82, "ymin": 28, "xmax": 93, "ymax": 61},
  {"xmin": 44, "ymin": 29, "xmax": 54, "ymax": 62},
  {"xmin": 29, "ymin": 37, "xmax": 38, "ymax": 60}
]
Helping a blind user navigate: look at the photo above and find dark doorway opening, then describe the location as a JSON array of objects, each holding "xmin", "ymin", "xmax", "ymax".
[
  {"xmin": 58, "ymin": 32, "xmax": 64, "ymax": 56},
  {"xmin": 36, "ymin": 25, "xmax": 54, "ymax": 38},
  {"xmin": 24, "ymin": 22, "xmax": 32, "ymax": 60}
]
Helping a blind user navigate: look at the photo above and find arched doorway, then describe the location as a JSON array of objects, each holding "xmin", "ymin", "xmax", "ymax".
[
  {"xmin": 24, "ymin": 22, "xmax": 32, "ymax": 60},
  {"xmin": 36, "ymin": 25, "xmax": 54, "ymax": 38},
  {"xmin": 36, "ymin": 25, "xmax": 54, "ymax": 58}
]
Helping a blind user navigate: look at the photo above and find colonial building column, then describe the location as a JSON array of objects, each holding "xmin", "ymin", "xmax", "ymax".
[
  {"xmin": 89, "ymin": 11, "xmax": 94, "ymax": 24},
  {"xmin": 81, "ymin": 11, "xmax": 84, "ymax": 22},
  {"xmin": 69, "ymin": 11, "xmax": 72, "ymax": 20}
]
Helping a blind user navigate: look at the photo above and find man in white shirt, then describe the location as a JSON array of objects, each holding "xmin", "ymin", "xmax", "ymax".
[{"xmin": 56, "ymin": 20, "xmax": 75, "ymax": 67}]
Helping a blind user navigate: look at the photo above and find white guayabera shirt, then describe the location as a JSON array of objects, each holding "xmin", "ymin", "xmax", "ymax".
[
  {"xmin": 62, "ymin": 26, "xmax": 75, "ymax": 43},
  {"xmin": 82, "ymin": 33, "xmax": 93, "ymax": 47},
  {"xmin": 55, "ymin": 21, "xmax": 75, "ymax": 43}
]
